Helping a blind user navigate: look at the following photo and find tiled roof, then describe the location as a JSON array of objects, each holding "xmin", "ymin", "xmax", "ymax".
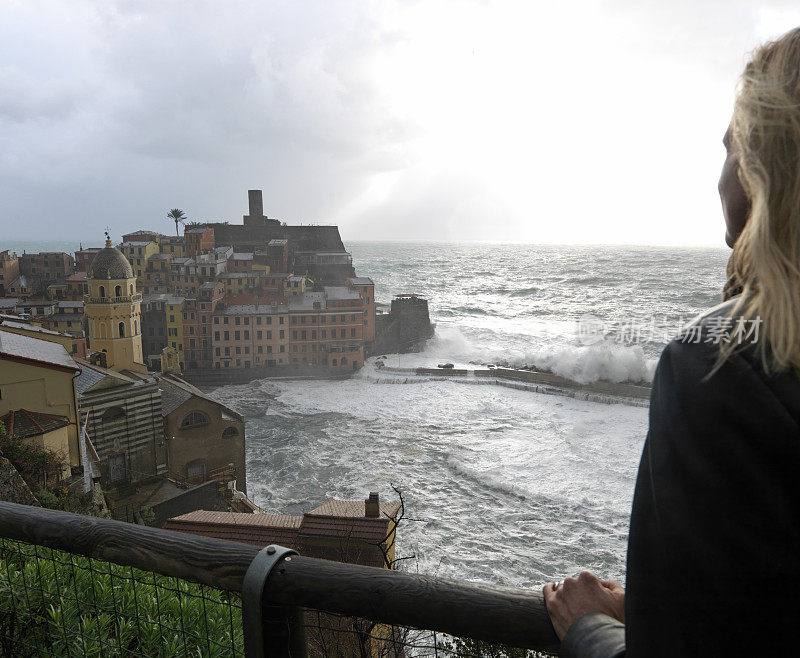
[
  {"xmin": 309, "ymin": 499, "xmax": 402, "ymax": 518},
  {"xmin": 0, "ymin": 320, "xmax": 62, "ymax": 336},
  {"xmin": 156, "ymin": 374, "xmax": 243, "ymax": 420},
  {"xmin": 299, "ymin": 515, "xmax": 390, "ymax": 543},
  {"xmin": 75, "ymin": 366, "xmax": 107, "ymax": 397},
  {"xmin": 0, "ymin": 331, "xmax": 79, "ymax": 371},
  {"xmin": 347, "ymin": 277, "xmax": 374, "ymax": 286},
  {"xmin": 163, "ymin": 511, "xmax": 301, "ymax": 547},
  {"xmin": 1, "ymin": 409, "xmax": 70, "ymax": 439},
  {"xmin": 157, "ymin": 377, "xmax": 194, "ymax": 416},
  {"xmin": 164, "ymin": 501, "xmax": 395, "ymax": 567}
]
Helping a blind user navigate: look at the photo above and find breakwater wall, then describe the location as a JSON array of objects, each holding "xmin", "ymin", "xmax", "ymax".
[{"xmin": 374, "ymin": 366, "xmax": 651, "ymax": 407}]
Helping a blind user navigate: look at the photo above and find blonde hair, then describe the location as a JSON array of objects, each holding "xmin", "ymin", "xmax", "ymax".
[{"xmin": 729, "ymin": 27, "xmax": 800, "ymax": 374}]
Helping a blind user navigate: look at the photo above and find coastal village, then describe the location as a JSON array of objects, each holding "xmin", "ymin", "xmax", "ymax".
[{"xmin": 0, "ymin": 190, "xmax": 431, "ymax": 582}]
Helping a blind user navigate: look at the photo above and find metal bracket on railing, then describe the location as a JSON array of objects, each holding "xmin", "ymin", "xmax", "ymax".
[{"xmin": 242, "ymin": 544, "xmax": 299, "ymax": 657}]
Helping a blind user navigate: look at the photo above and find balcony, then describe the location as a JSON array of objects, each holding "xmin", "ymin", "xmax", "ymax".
[{"xmin": 85, "ymin": 292, "xmax": 143, "ymax": 305}]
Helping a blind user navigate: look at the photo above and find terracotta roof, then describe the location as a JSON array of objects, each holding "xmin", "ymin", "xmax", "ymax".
[
  {"xmin": 1, "ymin": 409, "xmax": 70, "ymax": 440},
  {"xmin": 164, "ymin": 497, "xmax": 398, "ymax": 568},
  {"xmin": 308, "ymin": 499, "xmax": 402, "ymax": 519},
  {"xmin": 163, "ymin": 511, "xmax": 301, "ymax": 547},
  {"xmin": 299, "ymin": 515, "xmax": 391, "ymax": 543}
]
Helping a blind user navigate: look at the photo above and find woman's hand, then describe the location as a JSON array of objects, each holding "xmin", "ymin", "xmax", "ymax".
[{"xmin": 543, "ymin": 571, "xmax": 625, "ymax": 640}]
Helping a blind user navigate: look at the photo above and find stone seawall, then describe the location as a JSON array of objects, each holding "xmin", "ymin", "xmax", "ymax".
[
  {"xmin": 371, "ymin": 365, "xmax": 651, "ymax": 407},
  {"xmin": 181, "ymin": 365, "xmax": 353, "ymax": 387}
]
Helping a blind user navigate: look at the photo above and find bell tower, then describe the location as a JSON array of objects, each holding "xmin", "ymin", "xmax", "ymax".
[{"xmin": 84, "ymin": 234, "xmax": 147, "ymax": 373}]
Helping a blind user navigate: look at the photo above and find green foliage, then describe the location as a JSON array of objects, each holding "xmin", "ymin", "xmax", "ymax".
[
  {"xmin": 139, "ymin": 506, "xmax": 156, "ymax": 526},
  {"xmin": 437, "ymin": 636, "xmax": 545, "ymax": 657},
  {"xmin": 0, "ymin": 540, "xmax": 243, "ymax": 656},
  {"xmin": 0, "ymin": 435, "xmax": 63, "ymax": 485},
  {"xmin": 34, "ymin": 489, "xmax": 60, "ymax": 509}
]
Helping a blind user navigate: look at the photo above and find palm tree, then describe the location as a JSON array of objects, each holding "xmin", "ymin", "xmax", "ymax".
[{"xmin": 167, "ymin": 209, "xmax": 187, "ymax": 236}]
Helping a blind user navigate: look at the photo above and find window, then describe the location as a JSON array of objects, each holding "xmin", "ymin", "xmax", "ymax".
[
  {"xmin": 267, "ymin": 330, "xmax": 272, "ymax": 339},
  {"xmin": 244, "ymin": 317, "xmax": 249, "ymax": 325},
  {"xmin": 235, "ymin": 317, "xmax": 241, "ymax": 325},
  {"xmin": 102, "ymin": 406, "xmax": 125, "ymax": 422},
  {"xmin": 256, "ymin": 317, "xmax": 262, "ymax": 325},
  {"xmin": 224, "ymin": 331, "xmax": 229, "ymax": 340},
  {"xmin": 244, "ymin": 330, "xmax": 249, "ymax": 339},
  {"xmin": 99, "ymin": 285, "xmax": 106, "ymax": 297},
  {"xmin": 215, "ymin": 332, "xmax": 220, "ymax": 341},
  {"xmin": 118, "ymin": 322, "xmax": 125, "ymax": 337},
  {"xmin": 115, "ymin": 285, "xmax": 121, "ymax": 296},
  {"xmin": 180, "ymin": 411, "xmax": 209, "ymax": 428},
  {"xmin": 222, "ymin": 426, "xmax": 239, "ymax": 439},
  {"xmin": 235, "ymin": 331, "xmax": 240, "ymax": 340}
]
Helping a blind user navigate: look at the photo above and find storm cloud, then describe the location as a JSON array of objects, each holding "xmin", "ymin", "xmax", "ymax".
[{"xmin": 2, "ymin": 0, "xmax": 800, "ymax": 245}]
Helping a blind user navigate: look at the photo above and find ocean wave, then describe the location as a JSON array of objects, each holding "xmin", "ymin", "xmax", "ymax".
[
  {"xmin": 445, "ymin": 455, "xmax": 528, "ymax": 500},
  {"xmin": 508, "ymin": 287, "xmax": 539, "ymax": 297},
  {"xmin": 513, "ymin": 341, "xmax": 658, "ymax": 384}
]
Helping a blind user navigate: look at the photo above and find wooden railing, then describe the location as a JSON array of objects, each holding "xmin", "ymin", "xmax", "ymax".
[{"xmin": 0, "ymin": 501, "xmax": 560, "ymax": 656}]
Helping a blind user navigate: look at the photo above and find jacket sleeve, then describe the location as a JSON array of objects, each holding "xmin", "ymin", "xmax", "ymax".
[
  {"xmin": 624, "ymin": 338, "xmax": 800, "ymax": 658},
  {"xmin": 561, "ymin": 612, "xmax": 626, "ymax": 658}
]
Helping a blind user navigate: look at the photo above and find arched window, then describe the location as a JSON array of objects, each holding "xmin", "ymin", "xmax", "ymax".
[
  {"xmin": 134, "ymin": 320, "xmax": 138, "ymax": 335},
  {"xmin": 332, "ymin": 358, "xmax": 338, "ymax": 366},
  {"xmin": 129, "ymin": 284, "xmax": 134, "ymax": 294},
  {"xmin": 102, "ymin": 406, "xmax": 125, "ymax": 422},
  {"xmin": 99, "ymin": 285, "xmax": 106, "ymax": 298},
  {"xmin": 341, "ymin": 357, "xmax": 347, "ymax": 365},
  {"xmin": 180, "ymin": 411, "xmax": 209, "ymax": 428},
  {"xmin": 222, "ymin": 426, "xmax": 239, "ymax": 438},
  {"xmin": 118, "ymin": 322, "xmax": 125, "ymax": 337},
  {"xmin": 99, "ymin": 322, "xmax": 107, "ymax": 339},
  {"xmin": 115, "ymin": 285, "xmax": 121, "ymax": 297}
]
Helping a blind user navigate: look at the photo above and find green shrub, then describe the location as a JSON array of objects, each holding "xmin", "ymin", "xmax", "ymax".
[
  {"xmin": 35, "ymin": 489, "xmax": 60, "ymax": 509},
  {"xmin": 0, "ymin": 540, "xmax": 244, "ymax": 656}
]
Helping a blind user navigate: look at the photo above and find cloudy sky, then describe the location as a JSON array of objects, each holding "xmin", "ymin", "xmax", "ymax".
[{"xmin": 2, "ymin": 1, "xmax": 800, "ymax": 246}]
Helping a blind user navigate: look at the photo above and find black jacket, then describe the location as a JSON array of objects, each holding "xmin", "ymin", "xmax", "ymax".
[{"xmin": 562, "ymin": 300, "xmax": 800, "ymax": 658}]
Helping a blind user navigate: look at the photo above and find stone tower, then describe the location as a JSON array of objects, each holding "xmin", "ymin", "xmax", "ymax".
[{"xmin": 84, "ymin": 235, "xmax": 147, "ymax": 373}]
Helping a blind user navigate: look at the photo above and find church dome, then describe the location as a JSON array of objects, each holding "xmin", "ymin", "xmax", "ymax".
[{"xmin": 89, "ymin": 237, "xmax": 135, "ymax": 280}]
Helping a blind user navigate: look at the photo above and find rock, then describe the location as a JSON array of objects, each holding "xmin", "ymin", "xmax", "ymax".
[{"xmin": 0, "ymin": 457, "xmax": 41, "ymax": 507}]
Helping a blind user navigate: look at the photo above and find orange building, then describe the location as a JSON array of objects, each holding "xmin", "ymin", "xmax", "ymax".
[
  {"xmin": 184, "ymin": 227, "xmax": 215, "ymax": 258},
  {"xmin": 347, "ymin": 277, "xmax": 375, "ymax": 343}
]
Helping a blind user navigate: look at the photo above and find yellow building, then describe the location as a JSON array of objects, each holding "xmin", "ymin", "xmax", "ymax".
[
  {"xmin": 216, "ymin": 272, "xmax": 261, "ymax": 296},
  {"xmin": 119, "ymin": 241, "xmax": 158, "ymax": 283},
  {"xmin": 0, "ymin": 331, "xmax": 82, "ymax": 477},
  {"xmin": 159, "ymin": 236, "xmax": 186, "ymax": 258},
  {"xmin": 284, "ymin": 275, "xmax": 312, "ymax": 297},
  {"xmin": 165, "ymin": 296, "xmax": 186, "ymax": 370},
  {"xmin": 84, "ymin": 236, "xmax": 148, "ymax": 374}
]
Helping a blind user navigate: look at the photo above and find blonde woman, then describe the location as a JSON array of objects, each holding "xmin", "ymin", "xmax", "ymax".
[{"xmin": 543, "ymin": 27, "xmax": 800, "ymax": 657}]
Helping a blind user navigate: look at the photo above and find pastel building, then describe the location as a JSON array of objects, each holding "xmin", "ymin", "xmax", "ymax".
[
  {"xmin": 212, "ymin": 303, "xmax": 290, "ymax": 369},
  {"xmin": 84, "ymin": 236, "xmax": 147, "ymax": 374}
]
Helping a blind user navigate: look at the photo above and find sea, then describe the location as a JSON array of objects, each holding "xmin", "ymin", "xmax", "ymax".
[{"xmin": 6, "ymin": 240, "xmax": 730, "ymax": 589}]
